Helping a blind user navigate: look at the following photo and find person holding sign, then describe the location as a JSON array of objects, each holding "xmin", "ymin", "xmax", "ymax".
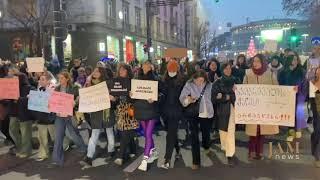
[
  {"xmin": 309, "ymin": 67, "xmax": 320, "ymax": 168},
  {"xmin": 278, "ymin": 54, "xmax": 307, "ymax": 142},
  {"xmin": 212, "ymin": 63, "xmax": 238, "ymax": 166},
  {"xmin": 113, "ymin": 64, "xmax": 139, "ymax": 166},
  {"xmin": 52, "ymin": 71, "xmax": 87, "ymax": 167},
  {"xmin": 133, "ymin": 61, "xmax": 160, "ymax": 171},
  {"xmin": 7, "ymin": 67, "xmax": 33, "ymax": 158},
  {"xmin": 243, "ymin": 54, "xmax": 279, "ymax": 160},
  {"xmin": 80, "ymin": 67, "xmax": 115, "ymax": 167},
  {"xmin": 179, "ymin": 70, "xmax": 213, "ymax": 170},
  {"xmin": 31, "ymin": 72, "xmax": 56, "ymax": 161}
]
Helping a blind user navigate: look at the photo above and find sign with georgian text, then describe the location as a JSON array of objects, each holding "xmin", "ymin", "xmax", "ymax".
[{"xmin": 235, "ymin": 84, "xmax": 296, "ymax": 127}]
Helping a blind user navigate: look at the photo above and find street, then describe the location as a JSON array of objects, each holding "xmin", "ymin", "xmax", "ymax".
[{"xmin": 0, "ymin": 126, "xmax": 319, "ymax": 180}]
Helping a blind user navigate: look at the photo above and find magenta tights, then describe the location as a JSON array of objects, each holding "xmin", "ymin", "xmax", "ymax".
[{"xmin": 140, "ymin": 119, "xmax": 156, "ymax": 157}]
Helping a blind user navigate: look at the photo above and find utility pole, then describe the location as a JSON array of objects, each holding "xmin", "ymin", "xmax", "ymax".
[
  {"xmin": 146, "ymin": 0, "xmax": 152, "ymax": 61},
  {"xmin": 53, "ymin": 0, "xmax": 66, "ymax": 70}
]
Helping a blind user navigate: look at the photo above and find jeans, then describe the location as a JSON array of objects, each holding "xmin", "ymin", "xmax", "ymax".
[
  {"xmin": 189, "ymin": 117, "xmax": 211, "ymax": 165},
  {"xmin": 87, "ymin": 128, "xmax": 115, "ymax": 158},
  {"xmin": 52, "ymin": 117, "xmax": 87, "ymax": 165},
  {"xmin": 312, "ymin": 116, "xmax": 320, "ymax": 160},
  {"xmin": 9, "ymin": 117, "xmax": 32, "ymax": 155},
  {"xmin": 38, "ymin": 124, "xmax": 55, "ymax": 159}
]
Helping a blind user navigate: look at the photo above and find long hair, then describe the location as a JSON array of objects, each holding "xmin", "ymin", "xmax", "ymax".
[
  {"xmin": 117, "ymin": 63, "xmax": 133, "ymax": 79},
  {"xmin": 93, "ymin": 67, "xmax": 107, "ymax": 82},
  {"xmin": 59, "ymin": 70, "xmax": 72, "ymax": 85}
]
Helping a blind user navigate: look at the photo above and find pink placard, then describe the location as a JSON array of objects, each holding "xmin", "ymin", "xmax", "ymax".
[
  {"xmin": 48, "ymin": 91, "xmax": 74, "ymax": 116},
  {"xmin": 0, "ymin": 78, "xmax": 19, "ymax": 100}
]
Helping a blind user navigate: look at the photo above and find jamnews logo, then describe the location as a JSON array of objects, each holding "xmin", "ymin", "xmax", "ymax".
[{"xmin": 268, "ymin": 142, "xmax": 300, "ymax": 160}]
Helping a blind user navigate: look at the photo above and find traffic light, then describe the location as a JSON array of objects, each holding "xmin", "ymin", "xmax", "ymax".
[
  {"xmin": 143, "ymin": 44, "xmax": 148, "ymax": 54},
  {"xmin": 289, "ymin": 28, "xmax": 301, "ymax": 48}
]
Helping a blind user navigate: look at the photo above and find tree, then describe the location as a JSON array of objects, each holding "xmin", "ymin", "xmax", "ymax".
[
  {"xmin": 247, "ymin": 37, "xmax": 257, "ymax": 58},
  {"xmin": 5, "ymin": 0, "xmax": 53, "ymax": 58},
  {"xmin": 195, "ymin": 21, "xmax": 210, "ymax": 60},
  {"xmin": 282, "ymin": 0, "xmax": 320, "ymax": 36}
]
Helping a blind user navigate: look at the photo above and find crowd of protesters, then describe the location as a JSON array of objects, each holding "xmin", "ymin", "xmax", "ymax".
[{"xmin": 0, "ymin": 45, "xmax": 320, "ymax": 172}]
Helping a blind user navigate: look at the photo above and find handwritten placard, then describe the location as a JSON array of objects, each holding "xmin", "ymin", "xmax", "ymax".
[
  {"xmin": 78, "ymin": 82, "xmax": 110, "ymax": 113},
  {"xmin": 26, "ymin": 57, "xmax": 45, "ymax": 72},
  {"xmin": 264, "ymin": 40, "xmax": 278, "ymax": 52},
  {"xmin": 28, "ymin": 90, "xmax": 50, "ymax": 113},
  {"xmin": 48, "ymin": 91, "xmax": 74, "ymax": 116},
  {"xmin": 164, "ymin": 48, "xmax": 188, "ymax": 58},
  {"xmin": 110, "ymin": 78, "xmax": 130, "ymax": 96},
  {"xmin": 0, "ymin": 78, "xmax": 19, "ymax": 100},
  {"xmin": 131, "ymin": 79, "xmax": 158, "ymax": 101},
  {"xmin": 235, "ymin": 84, "xmax": 296, "ymax": 127}
]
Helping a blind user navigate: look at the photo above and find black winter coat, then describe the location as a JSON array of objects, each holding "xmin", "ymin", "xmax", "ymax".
[
  {"xmin": 161, "ymin": 75, "xmax": 185, "ymax": 120},
  {"xmin": 133, "ymin": 71, "xmax": 161, "ymax": 121},
  {"xmin": 211, "ymin": 78, "xmax": 236, "ymax": 131},
  {"xmin": 8, "ymin": 73, "xmax": 34, "ymax": 122}
]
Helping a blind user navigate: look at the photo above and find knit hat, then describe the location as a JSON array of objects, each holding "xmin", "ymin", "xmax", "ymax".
[{"xmin": 167, "ymin": 60, "xmax": 179, "ymax": 72}]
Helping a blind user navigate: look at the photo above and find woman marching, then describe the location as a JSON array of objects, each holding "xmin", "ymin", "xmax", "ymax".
[
  {"xmin": 309, "ymin": 67, "xmax": 320, "ymax": 168},
  {"xmin": 243, "ymin": 54, "xmax": 279, "ymax": 160},
  {"xmin": 133, "ymin": 61, "xmax": 160, "ymax": 171},
  {"xmin": 80, "ymin": 67, "xmax": 115, "ymax": 166},
  {"xmin": 179, "ymin": 70, "xmax": 213, "ymax": 170},
  {"xmin": 51, "ymin": 71, "xmax": 87, "ymax": 167},
  {"xmin": 113, "ymin": 64, "xmax": 139, "ymax": 166},
  {"xmin": 160, "ymin": 60, "xmax": 185, "ymax": 169},
  {"xmin": 211, "ymin": 63, "xmax": 238, "ymax": 166},
  {"xmin": 278, "ymin": 53, "xmax": 307, "ymax": 142}
]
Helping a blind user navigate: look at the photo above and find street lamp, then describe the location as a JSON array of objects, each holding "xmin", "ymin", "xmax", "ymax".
[
  {"xmin": 118, "ymin": 11, "xmax": 123, "ymax": 20},
  {"xmin": 302, "ymin": 34, "xmax": 309, "ymax": 53},
  {"xmin": 255, "ymin": 35, "xmax": 261, "ymax": 51}
]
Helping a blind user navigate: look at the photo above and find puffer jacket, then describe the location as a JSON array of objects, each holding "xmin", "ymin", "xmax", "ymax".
[{"xmin": 133, "ymin": 71, "xmax": 161, "ymax": 121}]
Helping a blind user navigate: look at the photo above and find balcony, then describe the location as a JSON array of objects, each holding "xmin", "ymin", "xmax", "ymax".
[
  {"xmin": 135, "ymin": 26, "xmax": 143, "ymax": 36},
  {"xmin": 156, "ymin": 33, "xmax": 163, "ymax": 41},
  {"xmin": 106, "ymin": 17, "xmax": 116, "ymax": 27},
  {"xmin": 123, "ymin": 23, "xmax": 133, "ymax": 32},
  {"xmin": 170, "ymin": 16, "xmax": 177, "ymax": 26}
]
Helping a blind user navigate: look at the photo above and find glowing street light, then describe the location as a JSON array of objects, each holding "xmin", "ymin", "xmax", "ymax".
[{"xmin": 118, "ymin": 11, "xmax": 123, "ymax": 20}]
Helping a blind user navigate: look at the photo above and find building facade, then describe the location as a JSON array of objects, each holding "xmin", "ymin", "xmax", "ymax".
[
  {"xmin": 61, "ymin": 0, "xmax": 200, "ymax": 65},
  {"xmin": 0, "ymin": 0, "xmax": 201, "ymax": 65},
  {"xmin": 211, "ymin": 18, "xmax": 311, "ymax": 57}
]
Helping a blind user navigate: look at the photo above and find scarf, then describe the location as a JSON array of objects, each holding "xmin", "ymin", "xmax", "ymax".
[
  {"xmin": 221, "ymin": 75, "xmax": 235, "ymax": 87},
  {"xmin": 252, "ymin": 61, "xmax": 268, "ymax": 76}
]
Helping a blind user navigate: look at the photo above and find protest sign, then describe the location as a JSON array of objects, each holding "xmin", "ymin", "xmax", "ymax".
[
  {"xmin": 131, "ymin": 79, "xmax": 158, "ymax": 101},
  {"xmin": 0, "ymin": 78, "xmax": 19, "ymax": 100},
  {"xmin": 48, "ymin": 91, "xmax": 74, "ymax": 116},
  {"xmin": 28, "ymin": 90, "xmax": 50, "ymax": 113},
  {"xmin": 26, "ymin": 57, "xmax": 45, "ymax": 72},
  {"xmin": 78, "ymin": 82, "xmax": 111, "ymax": 113},
  {"xmin": 235, "ymin": 84, "xmax": 296, "ymax": 127},
  {"xmin": 110, "ymin": 78, "xmax": 130, "ymax": 96},
  {"xmin": 264, "ymin": 40, "xmax": 278, "ymax": 52},
  {"xmin": 164, "ymin": 48, "xmax": 188, "ymax": 58}
]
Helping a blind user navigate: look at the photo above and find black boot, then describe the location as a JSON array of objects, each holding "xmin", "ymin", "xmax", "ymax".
[
  {"xmin": 227, "ymin": 157, "xmax": 236, "ymax": 167},
  {"xmin": 80, "ymin": 156, "xmax": 92, "ymax": 166}
]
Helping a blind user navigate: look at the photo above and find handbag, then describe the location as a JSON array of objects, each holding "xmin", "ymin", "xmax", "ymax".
[{"xmin": 184, "ymin": 84, "xmax": 207, "ymax": 118}]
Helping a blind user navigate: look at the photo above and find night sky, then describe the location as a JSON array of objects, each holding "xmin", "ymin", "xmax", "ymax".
[{"xmin": 198, "ymin": 0, "xmax": 302, "ymax": 34}]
